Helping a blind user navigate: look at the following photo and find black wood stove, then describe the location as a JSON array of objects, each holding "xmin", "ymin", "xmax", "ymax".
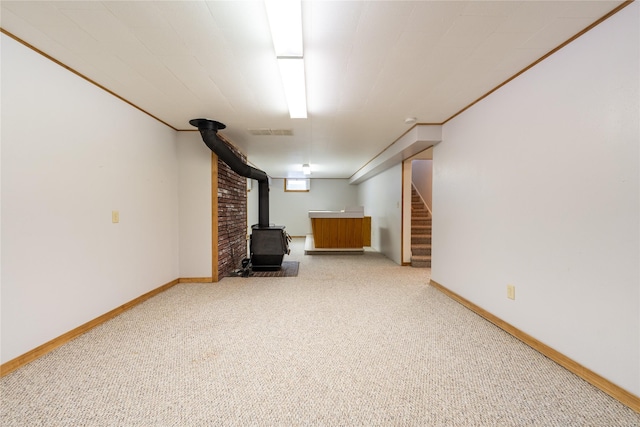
[{"xmin": 190, "ymin": 118, "xmax": 290, "ymax": 271}]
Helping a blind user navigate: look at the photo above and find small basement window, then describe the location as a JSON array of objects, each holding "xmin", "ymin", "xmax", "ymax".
[{"xmin": 284, "ymin": 178, "xmax": 310, "ymax": 192}]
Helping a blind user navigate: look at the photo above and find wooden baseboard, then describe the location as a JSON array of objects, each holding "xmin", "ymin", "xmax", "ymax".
[
  {"xmin": 0, "ymin": 278, "xmax": 180, "ymax": 378},
  {"xmin": 429, "ymin": 279, "xmax": 640, "ymax": 413},
  {"xmin": 179, "ymin": 277, "xmax": 214, "ymax": 283}
]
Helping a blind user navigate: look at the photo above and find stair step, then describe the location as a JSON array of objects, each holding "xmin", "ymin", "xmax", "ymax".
[
  {"xmin": 411, "ymin": 244, "xmax": 431, "ymax": 256},
  {"xmin": 411, "ymin": 226, "xmax": 432, "ymax": 233},
  {"xmin": 412, "ymin": 229, "xmax": 431, "ymax": 236},
  {"xmin": 410, "ymin": 255, "xmax": 431, "ymax": 268},
  {"xmin": 412, "ymin": 243, "xmax": 432, "ymax": 248},
  {"xmin": 411, "ymin": 235, "xmax": 431, "ymax": 244},
  {"xmin": 411, "ymin": 207, "xmax": 430, "ymax": 214}
]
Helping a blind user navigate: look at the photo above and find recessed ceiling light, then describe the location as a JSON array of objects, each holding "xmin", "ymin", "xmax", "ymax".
[{"xmin": 405, "ymin": 117, "xmax": 417, "ymax": 125}]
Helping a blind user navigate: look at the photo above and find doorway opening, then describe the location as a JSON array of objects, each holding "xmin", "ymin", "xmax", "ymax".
[{"xmin": 402, "ymin": 148, "xmax": 433, "ymax": 267}]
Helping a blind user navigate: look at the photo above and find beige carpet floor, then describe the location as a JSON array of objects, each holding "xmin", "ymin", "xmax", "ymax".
[{"xmin": 1, "ymin": 238, "xmax": 638, "ymax": 426}]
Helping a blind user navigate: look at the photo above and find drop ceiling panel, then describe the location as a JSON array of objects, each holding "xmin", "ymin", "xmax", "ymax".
[
  {"xmin": 103, "ymin": 2, "xmax": 168, "ymax": 28},
  {"xmin": 461, "ymin": 1, "xmax": 522, "ymax": 17},
  {"xmin": 523, "ymin": 17, "xmax": 602, "ymax": 50},
  {"xmin": 40, "ymin": 25, "xmax": 100, "ymax": 55},
  {"xmin": 307, "ymin": 1, "xmax": 363, "ymax": 34},
  {"xmin": 2, "ymin": 1, "xmax": 77, "ymax": 27},
  {"xmin": 133, "ymin": 26, "xmax": 188, "ymax": 56},
  {"xmin": 156, "ymin": 1, "xmax": 224, "ymax": 49},
  {"xmin": 440, "ymin": 15, "xmax": 507, "ymax": 49},
  {"xmin": 0, "ymin": 0, "xmax": 628, "ymax": 178},
  {"xmin": 391, "ymin": 31, "xmax": 443, "ymax": 59},
  {"xmin": 495, "ymin": 2, "xmax": 562, "ymax": 33},
  {"xmin": 404, "ymin": 1, "xmax": 465, "ymax": 34},
  {"xmin": 561, "ymin": 1, "xmax": 625, "ymax": 18},
  {"xmin": 469, "ymin": 31, "xmax": 536, "ymax": 62},
  {"xmin": 60, "ymin": 9, "xmax": 135, "ymax": 46},
  {"xmin": 161, "ymin": 55, "xmax": 226, "ymax": 105},
  {"xmin": 355, "ymin": 1, "xmax": 413, "ymax": 40}
]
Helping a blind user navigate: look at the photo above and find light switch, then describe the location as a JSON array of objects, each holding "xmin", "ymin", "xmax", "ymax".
[{"xmin": 112, "ymin": 210, "xmax": 119, "ymax": 223}]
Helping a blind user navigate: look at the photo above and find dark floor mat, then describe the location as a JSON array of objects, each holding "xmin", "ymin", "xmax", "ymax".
[{"xmin": 250, "ymin": 261, "xmax": 299, "ymax": 277}]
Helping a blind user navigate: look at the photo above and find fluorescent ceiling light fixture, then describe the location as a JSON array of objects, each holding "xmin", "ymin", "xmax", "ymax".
[
  {"xmin": 302, "ymin": 163, "xmax": 311, "ymax": 175},
  {"xmin": 277, "ymin": 57, "xmax": 307, "ymax": 118},
  {"xmin": 265, "ymin": 0, "xmax": 307, "ymax": 118},
  {"xmin": 264, "ymin": 0, "xmax": 303, "ymax": 57}
]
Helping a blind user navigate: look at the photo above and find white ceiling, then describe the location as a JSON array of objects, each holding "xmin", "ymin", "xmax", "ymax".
[{"xmin": 0, "ymin": 1, "xmax": 626, "ymax": 178}]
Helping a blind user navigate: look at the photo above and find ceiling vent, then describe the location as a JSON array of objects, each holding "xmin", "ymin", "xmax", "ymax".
[{"xmin": 248, "ymin": 128, "xmax": 294, "ymax": 136}]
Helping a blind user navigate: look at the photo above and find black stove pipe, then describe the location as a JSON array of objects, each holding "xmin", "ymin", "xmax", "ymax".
[{"xmin": 189, "ymin": 118, "xmax": 270, "ymax": 228}]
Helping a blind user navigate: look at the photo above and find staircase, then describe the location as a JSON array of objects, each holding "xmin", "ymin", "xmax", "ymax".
[{"xmin": 410, "ymin": 187, "xmax": 431, "ymax": 268}]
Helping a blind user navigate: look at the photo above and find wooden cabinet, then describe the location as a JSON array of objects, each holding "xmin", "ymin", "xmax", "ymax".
[
  {"xmin": 309, "ymin": 208, "xmax": 370, "ymax": 249},
  {"xmin": 311, "ymin": 217, "xmax": 363, "ymax": 248},
  {"xmin": 362, "ymin": 216, "xmax": 371, "ymax": 247}
]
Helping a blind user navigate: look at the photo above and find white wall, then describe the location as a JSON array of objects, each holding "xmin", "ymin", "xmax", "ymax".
[
  {"xmin": 177, "ymin": 132, "xmax": 212, "ymax": 278},
  {"xmin": 255, "ymin": 178, "xmax": 359, "ymax": 236},
  {"xmin": 412, "ymin": 160, "xmax": 432, "ymax": 211},
  {"xmin": 432, "ymin": 3, "xmax": 639, "ymax": 396},
  {"xmin": 1, "ymin": 35, "xmax": 180, "ymax": 364},
  {"xmin": 357, "ymin": 164, "xmax": 403, "ymax": 264}
]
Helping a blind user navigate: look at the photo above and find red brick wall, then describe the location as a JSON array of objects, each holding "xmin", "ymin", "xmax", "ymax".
[{"xmin": 217, "ymin": 137, "xmax": 248, "ymax": 278}]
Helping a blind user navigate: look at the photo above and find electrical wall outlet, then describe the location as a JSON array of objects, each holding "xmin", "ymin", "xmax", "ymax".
[
  {"xmin": 507, "ymin": 284, "xmax": 516, "ymax": 300},
  {"xmin": 112, "ymin": 210, "xmax": 120, "ymax": 223}
]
